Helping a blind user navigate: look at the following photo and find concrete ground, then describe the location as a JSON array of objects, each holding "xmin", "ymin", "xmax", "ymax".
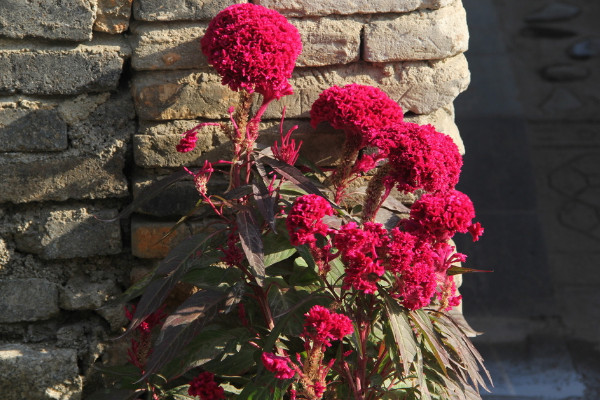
[{"xmin": 454, "ymin": 0, "xmax": 600, "ymax": 398}]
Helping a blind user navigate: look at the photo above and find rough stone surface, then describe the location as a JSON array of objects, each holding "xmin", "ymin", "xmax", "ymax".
[
  {"xmin": 255, "ymin": 0, "xmax": 453, "ymax": 16},
  {"xmin": 0, "ymin": 278, "xmax": 59, "ymax": 323},
  {"xmin": 0, "ymin": 104, "xmax": 68, "ymax": 152},
  {"xmin": 13, "ymin": 207, "xmax": 122, "ymax": 259},
  {"xmin": 0, "ymin": 344, "xmax": 82, "ymax": 400},
  {"xmin": 133, "ymin": 54, "xmax": 469, "ymax": 120},
  {"xmin": 0, "ymin": 92, "xmax": 133, "ymax": 203},
  {"xmin": 94, "ymin": 0, "xmax": 133, "ymax": 34},
  {"xmin": 0, "ymin": 0, "xmax": 96, "ymax": 41},
  {"xmin": 132, "ymin": 70, "xmax": 238, "ymax": 120},
  {"xmin": 133, "ymin": 0, "xmax": 245, "ymax": 21},
  {"xmin": 130, "ymin": 22, "xmax": 208, "ymax": 71},
  {"xmin": 134, "ymin": 120, "xmax": 229, "ymax": 167},
  {"xmin": 291, "ymin": 17, "xmax": 362, "ymax": 67},
  {"xmin": 364, "ymin": 1, "xmax": 468, "ymax": 62},
  {"xmin": 0, "ymin": 37, "xmax": 130, "ymax": 95},
  {"xmin": 59, "ymin": 276, "xmax": 120, "ymax": 310}
]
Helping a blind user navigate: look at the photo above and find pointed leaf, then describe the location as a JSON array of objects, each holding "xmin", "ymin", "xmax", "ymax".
[
  {"xmin": 383, "ymin": 295, "xmax": 418, "ymax": 376},
  {"xmin": 224, "ymin": 184, "xmax": 253, "ymax": 200},
  {"xmin": 236, "ymin": 210, "xmax": 266, "ymax": 286},
  {"xmin": 258, "ymin": 155, "xmax": 328, "ymax": 200},
  {"xmin": 141, "ymin": 287, "xmax": 241, "ymax": 380},
  {"xmin": 252, "ymin": 179, "xmax": 276, "ymax": 231},
  {"xmin": 98, "ymin": 169, "xmax": 189, "ymax": 222},
  {"xmin": 263, "ymin": 232, "xmax": 296, "ymax": 268},
  {"xmin": 127, "ymin": 232, "xmax": 222, "ymax": 333},
  {"xmin": 447, "ymin": 266, "xmax": 493, "ymax": 275},
  {"xmin": 410, "ymin": 310, "xmax": 451, "ymax": 377}
]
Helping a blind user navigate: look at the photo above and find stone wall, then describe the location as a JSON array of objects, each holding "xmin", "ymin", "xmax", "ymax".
[{"xmin": 0, "ymin": 0, "xmax": 470, "ymax": 398}]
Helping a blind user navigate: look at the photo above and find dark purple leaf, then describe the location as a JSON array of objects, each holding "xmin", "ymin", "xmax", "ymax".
[
  {"xmin": 410, "ymin": 309, "xmax": 451, "ymax": 376},
  {"xmin": 224, "ymin": 185, "xmax": 253, "ymax": 200},
  {"xmin": 236, "ymin": 210, "xmax": 266, "ymax": 286},
  {"xmin": 97, "ymin": 169, "xmax": 189, "ymax": 222},
  {"xmin": 140, "ymin": 288, "xmax": 241, "ymax": 381},
  {"xmin": 126, "ymin": 232, "xmax": 221, "ymax": 333},
  {"xmin": 252, "ymin": 178, "xmax": 276, "ymax": 231},
  {"xmin": 258, "ymin": 155, "xmax": 328, "ymax": 200},
  {"xmin": 447, "ymin": 266, "xmax": 493, "ymax": 276}
]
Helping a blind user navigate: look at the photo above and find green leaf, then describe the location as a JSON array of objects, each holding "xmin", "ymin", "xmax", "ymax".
[
  {"xmin": 182, "ymin": 264, "xmax": 241, "ymax": 288},
  {"xmin": 410, "ymin": 310, "xmax": 451, "ymax": 378},
  {"xmin": 383, "ymin": 294, "xmax": 418, "ymax": 377},
  {"xmin": 202, "ymin": 346, "xmax": 257, "ymax": 376},
  {"xmin": 263, "ymin": 231, "xmax": 297, "ymax": 268}
]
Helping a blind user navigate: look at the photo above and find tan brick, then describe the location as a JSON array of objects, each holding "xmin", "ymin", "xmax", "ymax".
[
  {"xmin": 291, "ymin": 17, "xmax": 362, "ymax": 67},
  {"xmin": 130, "ymin": 22, "xmax": 208, "ymax": 71},
  {"xmin": 132, "ymin": 70, "xmax": 238, "ymax": 120},
  {"xmin": 255, "ymin": 0, "xmax": 453, "ymax": 17},
  {"xmin": 364, "ymin": 1, "xmax": 468, "ymax": 62},
  {"xmin": 131, "ymin": 217, "xmax": 193, "ymax": 259},
  {"xmin": 94, "ymin": 0, "xmax": 133, "ymax": 34}
]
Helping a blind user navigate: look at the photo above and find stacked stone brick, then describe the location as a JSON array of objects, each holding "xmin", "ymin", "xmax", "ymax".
[{"xmin": 0, "ymin": 0, "xmax": 469, "ymax": 398}]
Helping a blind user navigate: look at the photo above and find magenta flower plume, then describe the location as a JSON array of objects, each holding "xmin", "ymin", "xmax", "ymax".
[
  {"xmin": 200, "ymin": 3, "xmax": 302, "ymax": 101},
  {"xmin": 405, "ymin": 189, "xmax": 483, "ymax": 242},
  {"xmin": 286, "ymin": 194, "xmax": 334, "ymax": 247},
  {"xmin": 310, "ymin": 84, "xmax": 405, "ymax": 147},
  {"xmin": 262, "ymin": 353, "xmax": 296, "ymax": 380},
  {"xmin": 301, "ymin": 305, "xmax": 353, "ymax": 347},
  {"xmin": 188, "ymin": 372, "xmax": 225, "ymax": 400},
  {"xmin": 385, "ymin": 122, "xmax": 462, "ymax": 193}
]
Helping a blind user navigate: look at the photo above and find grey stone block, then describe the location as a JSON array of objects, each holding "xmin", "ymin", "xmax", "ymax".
[
  {"xmin": 0, "ymin": 279, "xmax": 59, "ymax": 323},
  {"xmin": 364, "ymin": 1, "xmax": 468, "ymax": 62},
  {"xmin": 0, "ymin": 37, "xmax": 130, "ymax": 95},
  {"xmin": 59, "ymin": 276, "xmax": 120, "ymax": 310},
  {"xmin": 0, "ymin": 107, "xmax": 68, "ymax": 152},
  {"xmin": 133, "ymin": 0, "xmax": 244, "ymax": 21},
  {"xmin": 13, "ymin": 207, "xmax": 122, "ymax": 259},
  {"xmin": 255, "ymin": 0, "xmax": 453, "ymax": 17},
  {"xmin": 0, "ymin": 0, "xmax": 96, "ymax": 41},
  {"xmin": 0, "ymin": 344, "xmax": 82, "ymax": 400}
]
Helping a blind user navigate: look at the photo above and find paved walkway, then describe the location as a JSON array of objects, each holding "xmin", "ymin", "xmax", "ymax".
[{"xmin": 455, "ymin": 0, "xmax": 600, "ymax": 398}]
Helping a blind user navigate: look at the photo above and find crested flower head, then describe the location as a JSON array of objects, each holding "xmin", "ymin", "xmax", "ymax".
[
  {"xmin": 310, "ymin": 84, "xmax": 404, "ymax": 148},
  {"xmin": 406, "ymin": 189, "xmax": 483, "ymax": 242},
  {"xmin": 286, "ymin": 194, "xmax": 334, "ymax": 246},
  {"xmin": 200, "ymin": 3, "xmax": 302, "ymax": 100},
  {"xmin": 384, "ymin": 122, "xmax": 462, "ymax": 193},
  {"xmin": 301, "ymin": 305, "xmax": 354, "ymax": 347}
]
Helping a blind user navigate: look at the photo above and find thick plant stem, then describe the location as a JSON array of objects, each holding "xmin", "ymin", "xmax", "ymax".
[{"xmin": 362, "ymin": 164, "xmax": 391, "ymax": 223}]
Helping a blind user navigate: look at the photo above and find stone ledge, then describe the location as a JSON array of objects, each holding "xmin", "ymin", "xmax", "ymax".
[
  {"xmin": 133, "ymin": 0, "xmax": 245, "ymax": 21},
  {"xmin": 132, "ymin": 53, "xmax": 470, "ymax": 120},
  {"xmin": 255, "ymin": 0, "xmax": 454, "ymax": 17}
]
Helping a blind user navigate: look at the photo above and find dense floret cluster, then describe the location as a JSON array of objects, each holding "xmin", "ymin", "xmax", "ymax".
[
  {"xmin": 200, "ymin": 3, "xmax": 302, "ymax": 101},
  {"xmin": 188, "ymin": 372, "xmax": 225, "ymax": 400},
  {"xmin": 301, "ymin": 305, "xmax": 354, "ymax": 347}
]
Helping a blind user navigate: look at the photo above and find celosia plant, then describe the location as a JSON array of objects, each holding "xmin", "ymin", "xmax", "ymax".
[{"xmin": 105, "ymin": 3, "xmax": 491, "ymax": 399}]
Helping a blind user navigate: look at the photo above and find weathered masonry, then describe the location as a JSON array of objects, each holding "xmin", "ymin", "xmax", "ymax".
[{"xmin": 0, "ymin": 0, "xmax": 470, "ymax": 398}]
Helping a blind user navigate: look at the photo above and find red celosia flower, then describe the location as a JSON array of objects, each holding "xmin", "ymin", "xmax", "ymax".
[
  {"xmin": 262, "ymin": 352, "xmax": 296, "ymax": 379},
  {"xmin": 301, "ymin": 305, "xmax": 354, "ymax": 347},
  {"xmin": 200, "ymin": 3, "xmax": 302, "ymax": 101},
  {"xmin": 271, "ymin": 122, "xmax": 303, "ymax": 165},
  {"xmin": 184, "ymin": 160, "xmax": 214, "ymax": 196},
  {"xmin": 188, "ymin": 372, "xmax": 225, "ymax": 400},
  {"xmin": 310, "ymin": 84, "xmax": 404, "ymax": 148},
  {"xmin": 176, "ymin": 122, "xmax": 221, "ymax": 153},
  {"xmin": 406, "ymin": 189, "xmax": 483, "ymax": 242},
  {"xmin": 384, "ymin": 123, "xmax": 462, "ymax": 193},
  {"xmin": 286, "ymin": 194, "xmax": 334, "ymax": 246},
  {"xmin": 395, "ymin": 257, "xmax": 438, "ymax": 310}
]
